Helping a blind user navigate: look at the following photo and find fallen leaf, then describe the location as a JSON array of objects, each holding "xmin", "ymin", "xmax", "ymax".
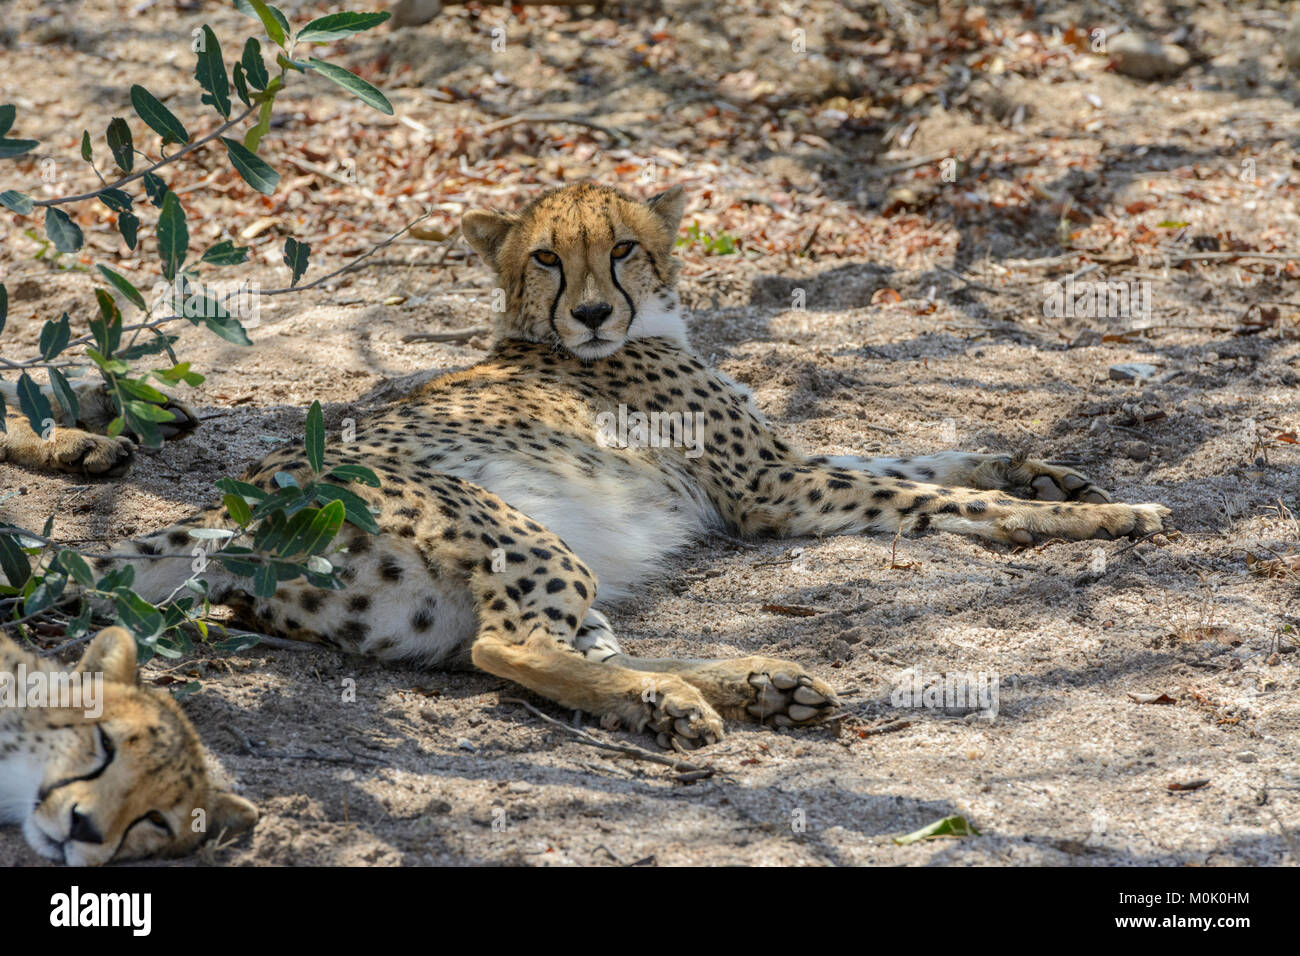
[
  {"xmin": 893, "ymin": 814, "xmax": 981, "ymax": 845},
  {"xmin": 761, "ymin": 603, "xmax": 819, "ymax": 617},
  {"xmin": 1167, "ymin": 779, "xmax": 1210, "ymax": 792},
  {"xmin": 871, "ymin": 287, "xmax": 902, "ymax": 305},
  {"xmin": 1128, "ymin": 692, "xmax": 1177, "ymax": 705}
]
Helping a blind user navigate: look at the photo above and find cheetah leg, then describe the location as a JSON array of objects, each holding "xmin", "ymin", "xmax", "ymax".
[
  {"xmin": 808, "ymin": 451, "xmax": 1112, "ymax": 503},
  {"xmin": 734, "ymin": 463, "xmax": 1168, "ymax": 546}
]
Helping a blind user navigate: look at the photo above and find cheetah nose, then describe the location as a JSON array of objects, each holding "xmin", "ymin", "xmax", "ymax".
[
  {"xmin": 68, "ymin": 805, "xmax": 104, "ymax": 845},
  {"xmin": 571, "ymin": 302, "xmax": 613, "ymax": 330}
]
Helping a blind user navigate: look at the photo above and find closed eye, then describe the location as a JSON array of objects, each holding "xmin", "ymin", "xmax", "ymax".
[
  {"xmin": 38, "ymin": 725, "xmax": 116, "ymax": 801},
  {"xmin": 531, "ymin": 250, "xmax": 560, "ymax": 267},
  {"xmin": 611, "ymin": 240, "xmax": 636, "ymax": 259}
]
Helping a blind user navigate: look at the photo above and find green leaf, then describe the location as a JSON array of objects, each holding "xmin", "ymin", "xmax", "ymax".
[
  {"xmin": 0, "ymin": 138, "xmax": 39, "ymax": 159},
  {"xmin": 48, "ymin": 368, "xmax": 80, "ymax": 426},
  {"xmin": 106, "ymin": 117, "xmax": 134, "ymax": 173},
  {"xmin": 194, "ymin": 25, "xmax": 232, "ymax": 118},
  {"xmin": 213, "ymin": 634, "xmax": 260, "ymax": 654},
  {"xmin": 58, "ymin": 550, "xmax": 96, "ymax": 588},
  {"xmin": 305, "ymin": 58, "xmax": 393, "ymax": 115},
  {"xmin": 97, "ymin": 188, "xmax": 133, "ymax": 213},
  {"xmin": 118, "ymin": 377, "xmax": 170, "ymax": 404},
  {"xmin": 0, "ymin": 190, "xmax": 32, "ymax": 214},
  {"xmin": 252, "ymin": 562, "xmax": 278, "ymax": 598},
  {"xmin": 304, "ymin": 399, "xmax": 324, "ymax": 471},
  {"xmin": 280, "ymin": 500, "xmax": 345, "ymax": 558},
  {"xmin": 44, "ymin": 207, "xmax": 84, "ymax": 253},
  {"xmin": 327, "ymin": 464, "xmax": 380, "ymax": 487},
  {"xmin": 124, "ymin": 398, "xmax": 178, "ymax": 422},
  {"xmin": 0, "ymin": 533, "xmax": 31, "ymax": 589},
  {"xmin": 297, "ymin": 11, "xmax": 391, "ymax": 43},
  {"xmin": 156, "ymin": 190, "xmax": 189, "ymax": 281},
  {"xmin": 893, "ymin": 815, "xmax": 981, "ymax": 846},
  {"xmin": 118, "ymin": 211, "xmax": 140, "ymax": 250},
  {"xmin": 221, "ymin": 136, "xmax": 280, "ymax": 195},
  {"xmin": 80, "ymin": 130, "xmax": 92, "ymax": 161},
  {"xmin": 130, "ymin": 85, "xmax": 190, "ymax": 145},
  {"xmin": 232, "ymin": 64, "xmax": 252, "ymax": 109},
  {"xmin": 25, "ymin": 571, "xmax": 67, "ymax": 616},
  {"xmin": 113, "ymin": 588, "xmax": 165, "ymax": 641},
  {"xmin": 200, "ymin": 239, "xmax": 249, "ymax": 266},
  {"xmin": 0, "ymin": 282, "xmax": 5, "ymax": 334},
  {"xmin": 235, "ymin": 0, "xmax": 290, "ymax": 49},
  {"xmin": 202, "ymin": 312, "xmax": 253, "ymax": 346},
  {"xmin": 313, "ymin": 484, "xmax": 380, "ymax": 534},
  {"xmin": 16, "ymin": 373, "xmax": 54, "ymax": 435},
  {"xmin": 283, "ymin": 236, "xmax": 310, "ymax": 286},
  {"xmin": 38, "ymin": 313, "xmax": 71, "ymax": 361},
  {"xmin": 92, "ymin": 289, "xmax": 124, "ymax": 355},
  {"xmin": 1157, "ymin": 220, "xmax": 1189, "ymax": 229},
  {"xmin": 97, "ymin": 265, "xmax": 147, "ymax": 310},
  {"xmin": 241, "ymin": 37, "xmax": 270, "ymax": 90},
  {"xmin": 143, "ymin": 171, "xmax": 169, "ymax": 207},
  {"xmin": 223, "ymin": 492, "xmax": 253, "ymax": 527},
  {"xmin": 215, "ymin": 477, "xmax": 269, "ymax": 502},
  {"xmin": 0, "ymin": 105, "xmax": 14, "ymax": 137}
]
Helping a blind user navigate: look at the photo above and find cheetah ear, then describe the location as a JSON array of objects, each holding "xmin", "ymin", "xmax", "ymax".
[
  {"xmin": 76, "ymin": 627, "xmax": 137, "ymax": 685},
  {"xmin": 208, "ymin": 790, "xmax": 259, "ymax": 838},
  {"xmin": 461, "ymin": 210, "xmax": 518, "ymax": 270},
  {"xmin": 645, "ymin": 185, "xmax": 687, "ymax": 235}
]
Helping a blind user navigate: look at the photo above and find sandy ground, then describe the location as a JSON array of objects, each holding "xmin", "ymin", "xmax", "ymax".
[{"xmin": 1, "ymin": 0, "xmax": 1299, "ymax": 865}]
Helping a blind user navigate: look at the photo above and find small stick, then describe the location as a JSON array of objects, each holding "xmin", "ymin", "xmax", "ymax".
[
  {"xmin": 500, "ymin": 696, "xmax": 709, "ymax": 774},
  {"xmin": 401, "ymin": 327, "xmax": 491, "ymax": 344}
]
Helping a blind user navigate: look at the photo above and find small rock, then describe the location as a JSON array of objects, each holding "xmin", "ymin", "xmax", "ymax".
[
  {"xmin": 507, "ymin": 781, "xmax": 532, "ymax": 793},
  {"xmin": 1070, "ymin": 330, "xmax": 1103, "ymax": 348},
  {"xmin": 1109, "ymin": 34, "xmax": 1191, "ymax": 80},
  {"xmin": 1285, "ymin": 16, "xmax": 1300, "ymax": 71},
  {"xmin": 391, "ymin": 0, "xmax": 442, "ymax": 28},
  {"xmin": 1237, "ymin": 751, "xmax": 1258, "ymax": 763},
  {"xmin": 1119, "ymin": 440, "xmax": 1151, "ymax": 461},
  {"xmin": 839, "ymin": 626, "xmax": 866, "ymax": 645},
  {"xmin": 1109, "ymin": 362, "xmax": 1158, "ymax": 382},
  {"xmin": 456, "ymin": 737, "xmax": 476, "ymax": 752}
]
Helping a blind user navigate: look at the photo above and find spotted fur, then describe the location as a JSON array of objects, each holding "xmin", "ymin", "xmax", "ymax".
[
  {"xmin": 0, "ymin": 627, "xmax": 256, "ymax": 865},
  {"xmin": 13, "ymin": 183, "xmax": 1169, "ymax": 861}
]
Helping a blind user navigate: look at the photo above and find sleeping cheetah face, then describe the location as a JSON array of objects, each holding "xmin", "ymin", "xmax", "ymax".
[
  {"xmin": 461, "ymin": 182, "xmax": 688, "ymax": 360},
  {"xmin": 14, "ymin": 628, "xmax": 257, "ymax": 865}
]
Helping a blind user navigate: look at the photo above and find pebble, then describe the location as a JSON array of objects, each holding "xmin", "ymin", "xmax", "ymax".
[
  {"xmin": 1119, "ymin": 440, "xmax": 1151, "ymax": 461},
  {"xmin": 1109, "ymin": 362, "xmax": 1158, "ymax": 382},
  {"xmin": 1108, "ymin": 34, "xmax": 1191, "ymax": 79},
  {"xmin": 391, "ymin": 0, "xmax": 441, "ymax": 27},
  {"xmin": 456, "ymin": 738, "xmax": 476, "ymax": 752},
  {"xmin": 1237, "ymin": 752, "xmax": 1258, "ymax": 763}
]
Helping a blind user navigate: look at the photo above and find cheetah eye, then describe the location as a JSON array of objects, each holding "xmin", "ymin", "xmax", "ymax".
[
  {"xmin": 611, "ymin": 240, "xmax": 637, "ymax": 260},
  {"xmin": 143, "ymin": 811, "xmax": 172, "ymax": 835},
  {"xmin": 531, "ymin": 250, "xmax": 560, "ymax": 267}
]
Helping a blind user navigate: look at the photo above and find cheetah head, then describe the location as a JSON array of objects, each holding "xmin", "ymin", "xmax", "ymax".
[
  {"xmin": 19, "ymin": 627, "xmax": 257, "ymax": 865},
  {"xmin": 462, "ymin": 182, "xmax": 688, "ymax": 360}
]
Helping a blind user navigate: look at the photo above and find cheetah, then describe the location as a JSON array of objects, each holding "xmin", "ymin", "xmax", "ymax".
[
  {"xmin": 5, "ymin": 182, "xmax": 1168, "ymax": 862},
  {"xmin": 0, "ymin": 626, "xmax": 257, "ymax": 865}
]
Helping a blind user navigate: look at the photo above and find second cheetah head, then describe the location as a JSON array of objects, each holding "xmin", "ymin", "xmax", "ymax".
[
  {"xmin": 462, "ymin": 182, "xmax": 688, "ymax": 360},
  {"xmin": 14, "ymin": 628, "xmax": 258, "ymax": 865}
]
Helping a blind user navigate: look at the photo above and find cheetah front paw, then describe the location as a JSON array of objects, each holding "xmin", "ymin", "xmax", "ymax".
[
  {"xmin": 741, "ymin": 660, "xmax": 841, "ymax": 727},
  {"xmin": 636, "ymin": 678, "xmax": 724, "ymax": 751},
  {"xmin": 52, "ymin": 432, "xmax": 135, "ymax": 476}
]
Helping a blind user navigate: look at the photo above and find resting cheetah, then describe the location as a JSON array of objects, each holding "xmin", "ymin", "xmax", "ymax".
[
  {"xmin": 0, "ymin": 626, "xmax": 257, "ymax": 865},
  {"xmin": 4, "ymin": 183, "xmax": 1168, "ymax": 862},
  {"xmin": 94, "ymin": 181, "xmax": 1165, "ymax": 736}
]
